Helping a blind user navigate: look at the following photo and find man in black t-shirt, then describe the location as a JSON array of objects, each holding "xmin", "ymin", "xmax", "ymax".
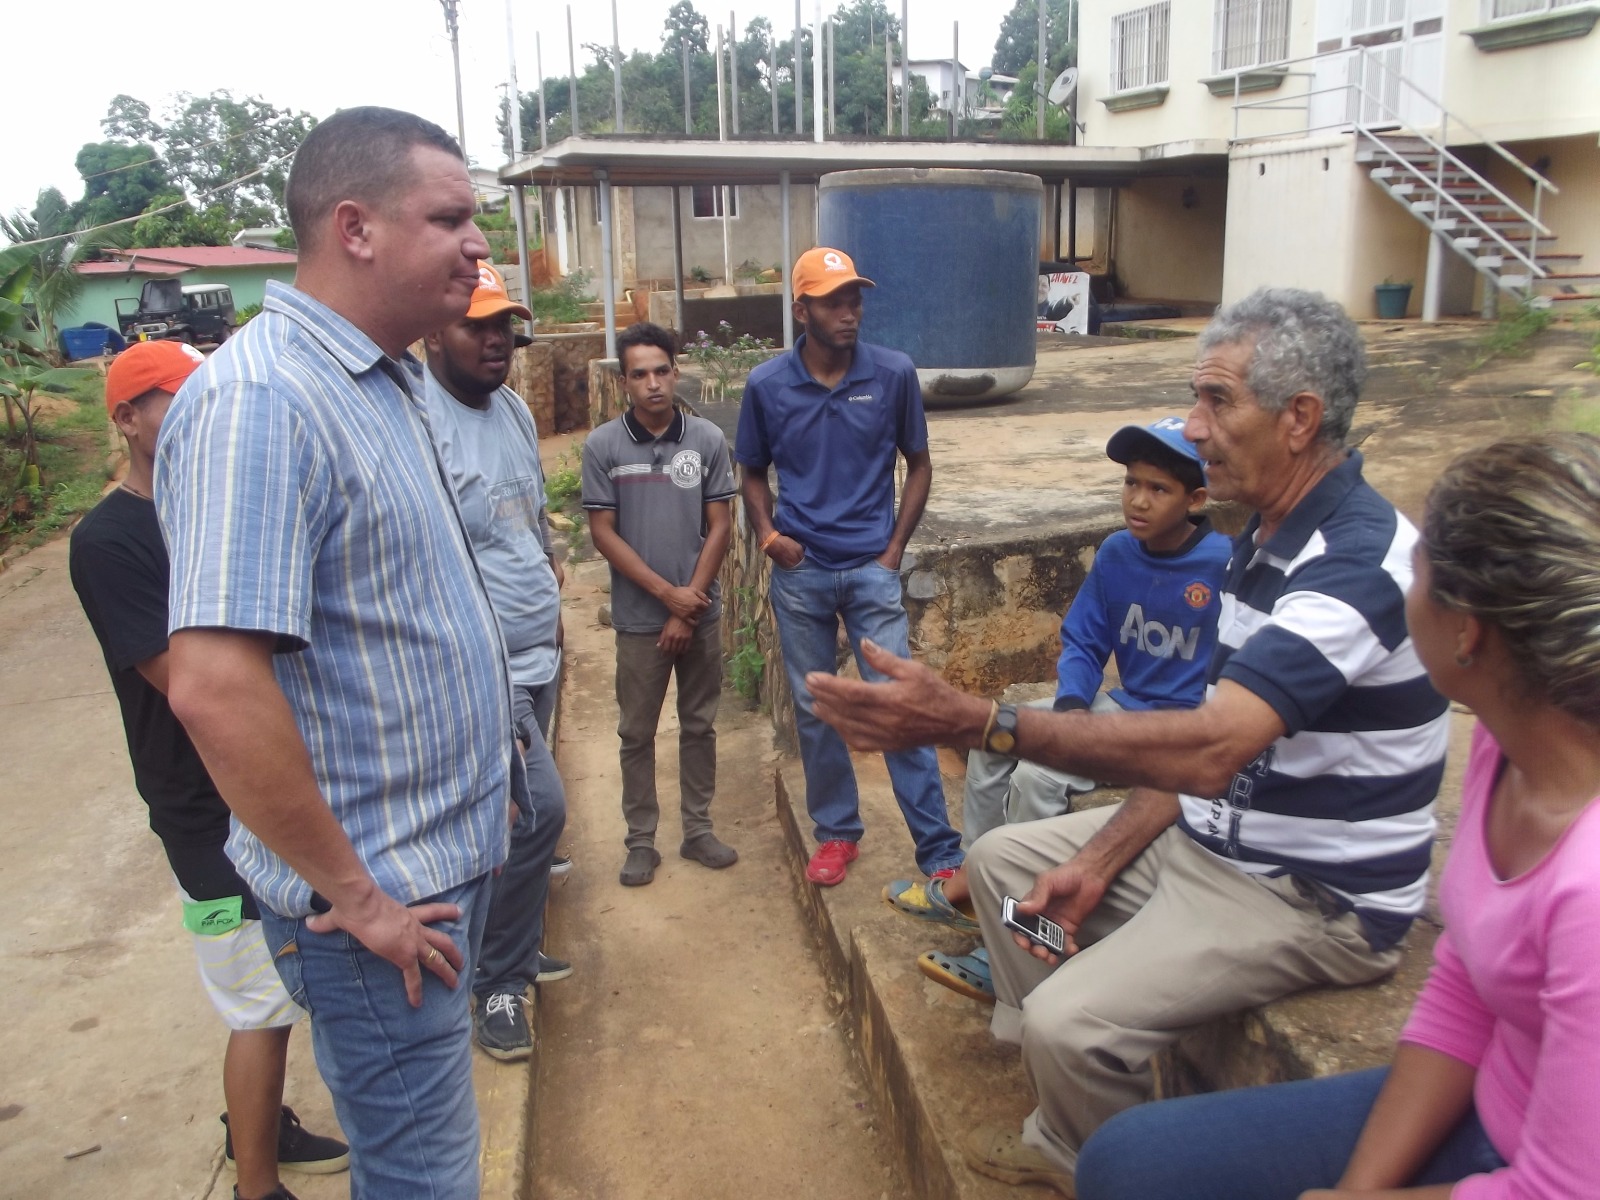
[{"xmin": 70, "ymin": 341, "xmax": 347, "ymax": 1200}]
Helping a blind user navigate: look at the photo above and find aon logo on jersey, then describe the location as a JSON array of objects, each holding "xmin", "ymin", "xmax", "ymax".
[{"xmin": 1119, "ymin": 603, "xmax": 1202, "ymax": 661}]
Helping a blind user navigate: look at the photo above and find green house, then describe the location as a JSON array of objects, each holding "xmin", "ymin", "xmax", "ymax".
[{"xmin": 68, "ymin": 246, "xmax": 298, "ymax": 333}]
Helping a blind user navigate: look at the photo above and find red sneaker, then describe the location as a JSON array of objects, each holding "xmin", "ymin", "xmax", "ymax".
[
  {"xmin": 929, "ymin": 866, "xmax": 959, "ymax": 882},
  {"xmin": 806, "ymin": 840, "xmax": 860, "ymax": 886}
]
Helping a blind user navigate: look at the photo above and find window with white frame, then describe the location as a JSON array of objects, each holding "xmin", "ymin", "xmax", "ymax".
[
  {"xmin": 1110, "ymin": 3, "xmax": 1172, "ymax": 92},
  {"xmin": 1483, "ymin": 0, "xmax": 1585, "ymax": 17},
  {"xmin": 1212, "ymin": 0, "xmax": 1291, "ymax": 73},
  {"xmin": 690, "ymin": 185, "xmax": 739, "ymax": 219}
]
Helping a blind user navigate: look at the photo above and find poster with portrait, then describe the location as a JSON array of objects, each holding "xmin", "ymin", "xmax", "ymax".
[{"xmin": 1037, "ymin": 271, "xmax": 1092, "ymax": 336}]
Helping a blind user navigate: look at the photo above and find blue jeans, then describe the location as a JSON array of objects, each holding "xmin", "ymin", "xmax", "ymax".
[
  {"xmin": 261, "ymin": 874, "xmax": 491, "ymax": 1200},
  {"xmin": 769, "ymin": 557, "xmax": 963, "ymax": 875},
  {"xmin": 476, "ymin": 676, "xmax": 566, "ymax": 998},
  {"xmin": 1076, "ymin": 1067, "xmax": 1507, "ymax": 1200}
]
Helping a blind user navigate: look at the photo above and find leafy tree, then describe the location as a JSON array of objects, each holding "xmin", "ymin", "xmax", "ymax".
[
  {"xmin": 158, "ymin": 92, "xmax": 314, "ymax": 226},
  {"xmin": 663, "ymin": 0, "xmax": 710, "ymax": 54},
  {"xmin": 0, "ymin": 202, "xmax": 108, "ymax": 360},
  {"xmin": 73, "ymin": 141, "xmax": 172, "ymax": 227},
  {"xmin": 993, "ymin": 0, "xmax": 1075, "ymax": 78},
  {"xmin": 129, "ymin": 192, "xmax": 235, "ymax": 248},
  {"xmin": 102, "ymin": 94, "xmax": 161, "ymax": 144}
]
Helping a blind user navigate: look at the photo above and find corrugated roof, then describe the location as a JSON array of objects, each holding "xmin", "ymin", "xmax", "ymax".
[
  {"xmin": 102, "ymin": 245, "xmax": 298, "ymax": 268},
  {"xmin": 76, "ymin": 259, "xmax": 189, "ymax": 276}
]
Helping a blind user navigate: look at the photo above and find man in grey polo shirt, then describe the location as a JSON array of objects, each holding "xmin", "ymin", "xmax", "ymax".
[{"xmin": 582, "ymin": 321, "xmax": 738, "ymax": 887}]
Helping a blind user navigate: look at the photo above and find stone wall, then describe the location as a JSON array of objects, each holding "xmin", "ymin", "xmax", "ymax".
[
  {"xmin": 586, "ymin": 358, "xmax": 624, "ymax": 429},
  {"xmin": 505, "ymin": 341, "xmax": 555, "ymax": 436},
  {"xmin": 542, "ymin": 331, "xmax": 607, "ymax": 432}
]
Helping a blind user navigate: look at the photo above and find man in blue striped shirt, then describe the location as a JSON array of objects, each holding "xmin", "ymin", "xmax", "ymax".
[
  {"xmin": 156, "ymin": 107, "xmax": 520, "ymax": 1200},
  {"xmin": 806, "ymin": 288, "xmax": 1450, "ymax": 1197}
]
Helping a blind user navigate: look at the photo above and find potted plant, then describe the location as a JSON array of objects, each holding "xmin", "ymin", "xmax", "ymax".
[{"xmin": 1375, "ymin": 277, "xmax": 1413, "ymax": 320}]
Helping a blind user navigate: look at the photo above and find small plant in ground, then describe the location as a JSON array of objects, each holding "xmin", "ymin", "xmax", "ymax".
[
  {"xmin": 235, "ymin": 302, "xmax": 263, "ymax": 325},
  {"xmin": 529, "ymin": 270, "xmax": 593, "ymax": 326},
  {"xmin": 1574, "ymin": 303, "xmax": 1600, "ymax": 377},
  {"xmin": 679, "ymin": 321, "xmax": 777, "ymax": 402},
  {"xmin": 1471, "ymin": 300, "xmax": 1554, "ymax": 369},
  {"xmin": 544, "ymin": 445, "xmax": 583, "ymax": 513},
  {"xmin": 689, "ymin": 265, "xmax": 712, "ymax": 285},
  {"xmin": 728, "ymin": 585, "xmax": 765, "ymax": 703}
]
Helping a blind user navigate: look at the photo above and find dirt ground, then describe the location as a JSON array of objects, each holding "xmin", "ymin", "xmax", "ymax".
[{"xmin": 530, "ymin": 555, "xmax": 909, "ymax": 1200}]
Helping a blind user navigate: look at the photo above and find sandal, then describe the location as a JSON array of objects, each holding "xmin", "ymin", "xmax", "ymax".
[
  {"xmin": 883, "ymin": 876, "xmax": 981, "ymax": 934},
  {"xmin": 917, "ymin": 946, "xmax": 994, "ymax": 1004}
]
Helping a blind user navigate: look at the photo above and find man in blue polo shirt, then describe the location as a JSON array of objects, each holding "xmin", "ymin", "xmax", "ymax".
[{"xmin": 735, "ymin": 246, "xmax": 963, "ymax": 888}]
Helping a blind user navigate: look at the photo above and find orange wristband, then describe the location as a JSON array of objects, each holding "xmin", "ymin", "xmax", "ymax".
[{"xmin": 759, "ymin": 530, "xmax": 782, "ymax": 552}]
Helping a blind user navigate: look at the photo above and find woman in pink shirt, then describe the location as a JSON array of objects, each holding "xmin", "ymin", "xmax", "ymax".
[{"xmin": 1075, "ymin": 432, "xmax": 1600, "ymax": 1200}]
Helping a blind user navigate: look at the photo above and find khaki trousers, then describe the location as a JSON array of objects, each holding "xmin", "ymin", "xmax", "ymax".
[
  {"xmin": 615, "ymin": 619, "xmax": 721, "ymax": 850},
  {"xmin": 966, "ymin": 807, "xmax": 1401, "ymax": 1179}
]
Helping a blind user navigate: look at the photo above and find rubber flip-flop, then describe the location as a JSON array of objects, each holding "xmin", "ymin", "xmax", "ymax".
[
  {"xmin": 883, "ymin": 877, "xmax": 981, "ymax": 934},
  {"xmin": 917, "ymin": 946, "xmax": 994, "ymax": 1004}
]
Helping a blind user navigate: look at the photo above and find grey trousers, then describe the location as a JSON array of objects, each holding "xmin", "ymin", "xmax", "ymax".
[
  {"xmin": 962, "ymin": 695, "xmax": 1115, "ymax": 846},
  {"xmin": 966, "ymin": 807, "xmax": 1401, "ymax": 1181},
  {"xmin": 615, "ymin": 619, "xmax": 721, "ymax": 850}
]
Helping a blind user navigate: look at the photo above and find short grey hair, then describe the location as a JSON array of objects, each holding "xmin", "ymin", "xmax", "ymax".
[{"xmin": 1197, "ymin": 288, "xmax": 1367, "ymax": 445}]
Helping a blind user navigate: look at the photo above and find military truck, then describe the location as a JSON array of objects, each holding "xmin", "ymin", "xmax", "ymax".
[{"xmin": 115, "ymin": 280, "xmax": 236, "ymax": 345}]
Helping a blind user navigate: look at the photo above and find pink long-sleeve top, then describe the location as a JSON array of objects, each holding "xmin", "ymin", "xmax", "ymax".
[{"xmin": 1400, "ymin": 723, "xmax": 1600, "ymax": 1199}]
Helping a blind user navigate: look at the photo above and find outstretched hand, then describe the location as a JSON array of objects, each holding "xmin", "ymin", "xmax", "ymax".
[
  {"xmin": 1013, "ymin": 860, "xmax": 1109, "ymax": 964},
  {"xmin": 306, "ymin": 892, "xmax": 464, "ymax": 1008},
  {"xmin": 807, "ymin": 639, "xmax": 989, "ymax": 752}
]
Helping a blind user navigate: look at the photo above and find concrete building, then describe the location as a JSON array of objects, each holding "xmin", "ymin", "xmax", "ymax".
[{"xmin": 1077, "ymin": 0, "xmax": 1600, "ymax": 316}]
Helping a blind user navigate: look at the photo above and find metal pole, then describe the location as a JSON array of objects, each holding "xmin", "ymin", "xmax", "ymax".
[
  {"xmin": 597, "ymin": 172, "xmax": 617, "ymax": 360},
  {"xmin": 771, "ymin": 28, "xmax": 780, "ymax": 133},
  {"xmin": 780, "ymin": 170, "xmax": 794, "ymax": 349},
  {"xmin": 731, "ymin": 11, "xmax": 740, "ymax": 135},
  {"xmin": 715, "ymin": 26, "xmax": 732, "ymax": 286},
  {"xmin": 950, "ymin": 22, "xmax": 959, "ymax": 137},
  {"xmin": 513, "ymin": 184, "xmax": 533, "ymax": 312},
  {"xmin": 1053, "ymin": 181, "xmax": 1062, "ymax": 260},
  {"xmin": 568, "ymin": 8, "xmax": 579, "ymax": 136},
  {"xmin": 900, "ymin": 0, "xmax": 909, "ymax": 134},
  {"xmin": 794, "ymin": 0, "xmax": 804, "ymax": 135},
  {"xmin": 611, "ymin": 0, "xmax": 625, "ymax": 132},
  {"xmin": 886, "ymin": 35, "xmax": 893, "ymax": 132},
  {"xmin": 812, "ymin": 0, "xmax": 824, "ymax": 143},
  {"xmin": 1037, "ymin": 0, "xmax": 1048, "ymax": 140},
  {"xmin": 505, "ymin": 0, "xmax": 523, "ymax": 158},
  {"xmin": 683, "ymin": 38, "xmax": 693, "ymax": 133},
  {"xmin": 828, "ymin": 18, "xmax": 836, "ymax": 135},
  {"xmin": 1068, "ymin": 182, "xmax": 1077, "ymax": 261},
  {"xmin": 672, "ymin": 186, "xmax": 686, "ymax": 340},
  {"xmin": 536, "ymin": 34, "xmax": 548, "ymax": 149},
  {"xmin": 441, "ymin": 0, "xmax": 467, "ymax": 160}
]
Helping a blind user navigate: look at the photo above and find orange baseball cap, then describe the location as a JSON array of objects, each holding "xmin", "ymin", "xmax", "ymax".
[
  {"xmin": 792, "ymin": 247, "xmax": 875, "ymax": 300},
  {"xmin": 104, "ymin": 340, "xmax": 207, "ymax": 414},
  {"xmin": 466, "ymin": 261, "xmax": 533, "ymax": 322}
]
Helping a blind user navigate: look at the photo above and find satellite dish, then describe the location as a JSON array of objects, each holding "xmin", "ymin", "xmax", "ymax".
[{"xmin": 1047, "ymin": 67, "xmax": 1079, "ymax": 107}]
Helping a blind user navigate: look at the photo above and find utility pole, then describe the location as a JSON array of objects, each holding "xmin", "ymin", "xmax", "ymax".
[
  {"xmin": 900, "ymin": 0, "xmax": 909, "ymax": 134},
  {"xmin": 536, "ymin": 33, "xmax": 548, "ymax": 149},
  {"xmin": 683, "ymin": 38, "xmax": 694, "ymax": 133},
  {"xmin": 794, "ymin": 0, "xmax": 804, "ymax": 135},
  {"xmin": 950, "ymin": 22, "xmax": 959, "ymax": 137},
  {"xmin": 730, "ymin": 10, "xmax": 739, "ymax": 135},
  {"xmin": 1037, "ymin": 0, "xmax": 1048, "ymax": 140},
  {"xmin": 439, "ymin": 0, "xmax": 467, "ymax": 159},
  {"xmin": 568, "ymin": 7, "xmax": 580, "ymax": 136},
  {"xmin": 611, "ymin": 0, "xmax": 625, "ymax": 132},
  {"xmin": 812, "ymin": 0, "xmax": 824, "ymax": 143},
  {"xmin": 771, "ymin": 27, "xmax": 780, "ymax": 133}
]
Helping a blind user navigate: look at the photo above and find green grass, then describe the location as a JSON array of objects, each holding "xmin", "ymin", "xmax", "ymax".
[
  {"xmin": 1470, "ymin": 301, "xmax": 1555, "ymax": 369},
  {"xmin": 1, "ymin": 377, "xmax": 112, "ymax": 555}
]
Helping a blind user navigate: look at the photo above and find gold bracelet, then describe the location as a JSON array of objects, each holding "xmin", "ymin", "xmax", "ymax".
[
  {"xmin": 759, "ymin": 530, "xmax": 782, "ymax": 552},
  {"xmin": 979, "ymin": 699, "xmax": 999, "ymax": 751}
]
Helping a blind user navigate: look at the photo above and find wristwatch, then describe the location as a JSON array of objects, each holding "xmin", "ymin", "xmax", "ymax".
[{"xmin": 984, "ymin": 703, "xmax": 1019, "ymax": 755}]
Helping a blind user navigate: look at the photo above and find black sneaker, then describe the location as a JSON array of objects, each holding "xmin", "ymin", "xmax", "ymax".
[
  {"xmin": 535, "ymin": 953, "xmax": 573, "ymax": 983},
  {"xmin": 234, "ymin": 1186, "xmax": 300, "ymax": 1200},
  {"xmin": 475, "ymin": 991, "xmax": 534, "ymax": 1061},
  {"xmin": 223, "ymin": 1106, "xmax": 349, "ymax": 1175}
]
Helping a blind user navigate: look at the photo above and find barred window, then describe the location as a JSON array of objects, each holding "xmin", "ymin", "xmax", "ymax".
[
  {"xmin": 1110, "ymin": 3, "xmax": 1172, "ymax": 92},
  {"xmin": 691, "ymin": 185, "xmax": 739, "ymax": 219},
  {"xmin": 1212, "ymin": 0, "xmax": 1291, "ymax": 73}
]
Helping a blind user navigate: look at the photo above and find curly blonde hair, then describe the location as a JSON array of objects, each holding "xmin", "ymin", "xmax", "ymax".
[{"xmin": 1423, "ymin": 432, "xmax": 1600, "ymax": 725}]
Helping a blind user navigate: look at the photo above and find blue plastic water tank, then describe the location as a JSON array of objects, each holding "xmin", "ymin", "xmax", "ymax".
[{"xmin": 818, "ymin": 168, "xmax": 1043, "ymax": 403}]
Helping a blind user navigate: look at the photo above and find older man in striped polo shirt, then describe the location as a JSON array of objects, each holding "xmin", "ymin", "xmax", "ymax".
[
  {"xmin": 806, "ymin": 287, "xmax": 1450, "ymax": 1198},
  {"xmin": 156, "ymin": 108, "xmax": 520, "ymax": 1200}
]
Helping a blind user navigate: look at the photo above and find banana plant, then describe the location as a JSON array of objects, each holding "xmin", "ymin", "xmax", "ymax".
[{"xmin": 0, "ymin": 359, "xmax": 98, "ymax": 514}]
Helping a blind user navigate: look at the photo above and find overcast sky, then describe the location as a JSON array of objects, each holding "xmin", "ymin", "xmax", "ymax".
[{"xmin": 7, "ymin": 0, "xmax": 1006, "ymax": 227}]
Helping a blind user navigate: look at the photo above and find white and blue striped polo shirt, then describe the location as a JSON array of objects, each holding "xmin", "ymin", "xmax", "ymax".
[
  {"xmin": 1178, "ymin": 452, "xmax": 1450, "ymax": 950},
  {"xmin": 156, "ymin": 281, "xmax": 519, "ymax": 919}
]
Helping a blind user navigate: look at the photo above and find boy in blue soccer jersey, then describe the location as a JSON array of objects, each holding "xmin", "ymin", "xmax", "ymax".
[{"xmin": 884, "ymin": 418, "xmax": 1231, "ymax": 979}]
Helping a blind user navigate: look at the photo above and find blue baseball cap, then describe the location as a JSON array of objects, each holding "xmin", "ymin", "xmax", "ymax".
[{"xmin": 1105, "ymin": 416, "xmax": 1205, "ymax": 474}]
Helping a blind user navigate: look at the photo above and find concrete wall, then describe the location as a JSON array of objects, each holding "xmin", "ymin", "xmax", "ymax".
[
  {"xmin": 1079, "ymin": 0, "xmax": 1318, "ymax": 150},
  {"xmin": 1440, "ymin": 1, "xmax": 1600, "ymax": 143},
  {"xmin": 1113, "ymin": 173, "xmax": 1228, "ymax": 301},
  {"xmin": 1222, "ymin": 134, "xmax": 1433, "ymax": 317},
  {"xmin": 1481, "ymin": 133, "xmax": 1600, "ymax": 280}
]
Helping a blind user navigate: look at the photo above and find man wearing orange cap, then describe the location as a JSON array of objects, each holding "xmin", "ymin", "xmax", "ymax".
[
  {"xmin": 70, "ymin": 341, "xmax": 348, "ymax": 1200},
  {"xmin": 422, "ymin": 263, "xmax": 570, "ymax": 1063},
  {"xmin": 734, "ymin": 247, "xmax": 963, "ymax": 889}
]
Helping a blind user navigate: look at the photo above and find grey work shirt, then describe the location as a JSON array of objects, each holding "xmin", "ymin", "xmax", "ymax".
[
  {"xmin": 423, "ymin": 370, "xmax": 563, "ymax": 687},
  {"xmin": 580, "ymin": 407, "xmax": 736, "ymax": 634}
]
